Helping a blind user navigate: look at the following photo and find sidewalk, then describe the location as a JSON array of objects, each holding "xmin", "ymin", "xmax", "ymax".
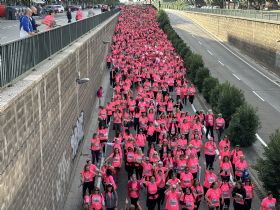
[{"xmin": 63, "ymin": 69, "xmax": 112, "ymax": 210}]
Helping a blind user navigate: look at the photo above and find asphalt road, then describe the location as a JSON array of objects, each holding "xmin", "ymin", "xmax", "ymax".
[
  {"xmin": 64, "ymin": 69, "xmax": 261, "ymax": 210},
  {"xmin": 0, "ymin": 9, "xmax": 101, "ymax": 44},
  {"xmin": 165, "ymin": 9, "xmax": 280, "ymax": 162}
]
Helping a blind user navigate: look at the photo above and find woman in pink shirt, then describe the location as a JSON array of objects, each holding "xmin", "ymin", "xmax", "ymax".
[
  {"xmin": 75, "ymin": 8, "xmax": 83, "ymax": 21},
  {"xmin": 204, "ymin": 137, "xmax": 217, "ymax": 169},
  {"xmin": 143, "ymin": 176, "xmax": 159, "ymax": 210},
  {"xmin": 134, "ymin": 148, "xmax": 144, "ymax": 180},
  {"xmin": 90, "ymin": 187, "xmax": 104, "ymax": 210},
  {"xmin": 243, "ymin": 178, "xmax": 254, "ymax": 210},
  {"xmin": 165, "ymin": 184, "xmax": 182, "ymax": 210},
  {"xmin": 128, "ymin": 174, "xmax": 141, "ymax": 207},
  {"xmin": 188, "ymin": 153, "xmax": 199, "ymax": 179},
  {"xmin": 42, "ymin": 10, "xmax": 56, "ymax": 29},
  {"xmin": 203, "ymin": 167, "xmax": 218, "ymax": 196},
  {"xmin": 261, "ymin": 191, "xmax": 277, "ymax": 210},
  {"xmin": 135, "ymin": 129, "xmax": 146, "ymax": 152},
  {"xmin": 90, "ymin": 133, "xmax": 101, "ymax": 164},
  {"xmin": 220, "ymin": 180, "xmax": 232, "ymax": 209},
  {"xmin": 235, "ymin": 155, "xmax": 248, "ymax": 181},
  {"xmin": 105, "ymin": 148, "xmax": 122, "ymax": 179},
  {"xmin": 205, "ymin": 181, "xmax": 223, "ymax": 209},
  {"xmin": 219, "ymin": 156, "xmax": 232, "ymax": 182},
  {"xmin": 219, "ymin": 135, "xmax": 231, "ymax": 151},
  {"xmin": 81, "ymin": 164, "xmax": 95, "ymax": 197},
  {"xmin": 180, "ymin": 166, "xmax": 193, "ymax": 193},
  {"xmin": 180, "ymin": 187, "xmax": 195, "ymax": 210},
  {"xmin": 191, "ymin": 179, "xmax": 204, "ymax": 209},
  {"xmin": 189, "ymin": 134, "xmax": 202, "ymax": 159}
]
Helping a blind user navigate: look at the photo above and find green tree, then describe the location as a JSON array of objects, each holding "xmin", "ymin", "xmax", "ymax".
[
  {"xmin": 216, "ymin": 82, "xmax": 245, "ymax": 126},
  {"xmin": 188, "ymin": 53, "xmax": 204, "ymax": 82},
  {"xmin": 194, "ymin": 67, "xmax": 210, "ymax": 92},
  {"xmin": 227, "ymin": 103, "xmax": 260, "ymax": 147},
  {"xmin": 255, "ymin": 130, "xmax": 280, "ymax": 200},
  {"xmin": 202, "ymin": 77, "xmax": 219, "ymax": 103},
  {"xmin": 209, "ymin": 83, "xmax": 222, "ymax": 113}
]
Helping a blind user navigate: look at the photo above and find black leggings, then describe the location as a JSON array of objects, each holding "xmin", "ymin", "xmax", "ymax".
[
  {"xmin": 126, "ymin": 163, "xmax": 134, "ymax": 180},
  {"xmin": 189, "ymin": 95, "xmax": 194, "ymax": 104},
  {"xmin": 233, "ymin": 202, "xmax": 244, "ymax": 210},
  {"xmin": 91, "ymin": 150, "xmax": 101, "ymax": 164},
  {"xmin": 147, "ymin": 198, "xmax": 157, "ymax": 210},
  {"xmin": 130, "ymin": 197, "xmax": 139, "ymax": 207},
  {"xmin": 82, "ymin": 181, "xmax": 94, "ymax": 197},
  {"xmin": 157, "ymin": 187, "xmax": 165, "ymax": 210},
  {"xmin": 205, "ymin": 154, "xmax": 215, "ymax": 169},
  {"xmin": 220, "ymin": 198, "xmax": 230, "ymax": 210},
  {"xmin": 244, "ymin": 199, "xmax": 252, "ymax": 210},
  {"xmin": 135, "ymin": 165, "xmax": 143, "ymax": 180},
  {"xmin": 206, "ymin": 125, "xmax": 214, "ymax": 138}
]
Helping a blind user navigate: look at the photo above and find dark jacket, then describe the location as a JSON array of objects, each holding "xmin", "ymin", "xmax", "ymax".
[
  {"xmin": 232, "ymin": 187, "xmax": 246, "ymax": 204},
  {"xmin": 104, "ymin": 191, "xmax": 118, "ymax": 208},
  {"xmin": 31, "ymin": 14, "xmax": 38, "ymax": 31},
  {"xmin": 66, "ymin": 11, "xmax": 72, "ymax": 20}
]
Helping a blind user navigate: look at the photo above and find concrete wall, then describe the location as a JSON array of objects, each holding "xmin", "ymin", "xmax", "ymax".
[
  {"xmin": 0, "ymin": 14, "xmax": 118, "ymax": 210},
  {"xmin": 180, "ymin": 11, "xmax": 280, "ymax": 75}
]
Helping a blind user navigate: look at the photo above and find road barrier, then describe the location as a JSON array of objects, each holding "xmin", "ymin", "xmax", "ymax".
[{"xmin": 0, "ymin": 9, "xmax": 119, "ymax": 87}]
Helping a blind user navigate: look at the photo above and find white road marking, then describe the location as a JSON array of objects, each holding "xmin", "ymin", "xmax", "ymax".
[
  {"xmin": 192, "ymin": 34, "xmax": 195, "ymax": 38},
  {"xmin": 198, "ymin": 41, "xmax": 202, "ymax": 45},
  {"xmin": 207, "ymin": 50, "xmax": 213, "ymax": 55},
  {"xmin": 232, "ymin": 73, "xmax": 241, "ymax": 81},
  {"xmin": 256, "ymin": 133, "xmax": 268, "ymax": 147},
  {"xmin": 252, "ymin": 91, "xmax": 265, "ymax": 102},
  {"xmin": 218, "ymin": 60, "xmax": 224, "ymax": 66},
  {"xmin": 187, "ymin": 16, "xmax": 280, "ymax": 88},
  {"xmin": 191, "ymin": 104, "xmax": 196, "ymax": 113}
]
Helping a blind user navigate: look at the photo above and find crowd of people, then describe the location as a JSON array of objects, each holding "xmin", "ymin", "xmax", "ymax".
[{"xmin": 79, "ymin": 5, "xmax": 277, "ymax": 210}]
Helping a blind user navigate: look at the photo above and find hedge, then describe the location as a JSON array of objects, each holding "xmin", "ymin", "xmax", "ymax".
[
  {"xmin": 202, "ymin": 77, "xmax": 219, "ymax": 103},
  {"xmin": 157, "ymin": 9, "xmax": 260, "ymax": 146},
  {"xmin": 227, "ymin": 103, "xmax": 260, "ymax": 147},
  {"xmin": 194, "ymin": 67, "xmax": 210, "ymax": 93},
  {"xmin": 255, "ymin": 130, "xmax": 280, "ymax": 200}
]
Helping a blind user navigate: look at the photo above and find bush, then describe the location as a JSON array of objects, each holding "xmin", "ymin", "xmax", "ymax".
[
  {"xmin": 188, "ymin": 54, "xmax": 204, "ymax": 82},
  {"xmin": 255, "ymin": 130, "xmax": 280, "ymax": 200},
  {"xmin": 176, "ymin": 41, "xmax": 185, "ymax": 52},
  {"xmin": 209, "ymin": 83, "xmax": 222, "ymax": 113},
  {"xmin": 179, "ymin": 46, "xmax": 189, "ymax": 58},
  {"xmin": 183, "ymin": 47, "xmax": 192, "ymax": 61},
  {"xmin": 227, "ymin": 103, "xmax": 260, "ymax": 147},
  {"xmin": 157, "ymin": 10, "xmax": 170, "ymax": 28},
  {"xmin": 216, "ymin": 82, "xmax": 245, "ymax": 126},
  {"xmin": 194, "ymin": 67, "xmax": 210, "ymax": 92},
  {"xmin": 169, "ymin": 32, "xmax": 179, "ymax": 43},
  {"xmin": 202, "ymin": 77, "xmax": 219, "ymax": 103}
]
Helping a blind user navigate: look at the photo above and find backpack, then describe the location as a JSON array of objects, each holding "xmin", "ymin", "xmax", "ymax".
[{"xmin": 241, "ymin": 169, "xmax": 249, "ymax": 182}]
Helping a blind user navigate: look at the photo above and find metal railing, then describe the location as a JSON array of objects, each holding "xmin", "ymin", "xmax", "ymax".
[
  {"xmin": 185, "ymin": 7, "xmax": 280, "ymax": 21},
  {"xmin": 0, "ymin": 9, "xmax": 119, "ymax": 87},
  {"xmin": 161, "ymin": 3, "xmax": 280, "ymax": 22}
]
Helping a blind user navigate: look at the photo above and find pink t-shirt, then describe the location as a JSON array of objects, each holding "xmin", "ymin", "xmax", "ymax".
[
  {"xmin": 165, "ymin": 191, "xmax": 180, "ymax": 210},
  {"xmin": 206, "ymin": 188, "xmax": 221, "ymax": 207},
  {"xmin": 261, "ymin": 197, "xmax": 277, "ymax": 210}
]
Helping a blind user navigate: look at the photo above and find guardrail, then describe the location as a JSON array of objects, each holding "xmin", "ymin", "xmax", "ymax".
[
  {"xmin": 161, "ymin": 3, "xmax": 280, "ymax": 22},
  {"xmin": 185, "ymin": 7, "xmax": 280, "ymax": 21},
  {"xmin": 0, "ymin": 9, "xmax": 119, "ymax": 88}
]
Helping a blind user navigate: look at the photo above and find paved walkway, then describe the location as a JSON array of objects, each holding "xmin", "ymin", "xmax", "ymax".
[{"xmin": 64, "ymin": 69, "xmax": 112, "ymax": 210}]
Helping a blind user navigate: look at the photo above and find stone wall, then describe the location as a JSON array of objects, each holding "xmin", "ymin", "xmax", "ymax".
[
  {"xmin": 180, "ymin": 11, "xmax": 280, "ymax": 75},
  {"xmin": 0, "ymin": 13, "xmax": 118, "ymax": 210}
]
